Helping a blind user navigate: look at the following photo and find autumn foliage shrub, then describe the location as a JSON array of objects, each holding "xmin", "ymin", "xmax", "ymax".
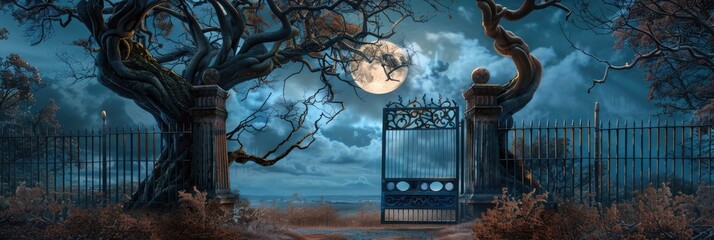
[
  {"xmin": 0, "ymin": 185, "xmax": 248, "ymax": 239},
  {"xmin": 473, "ymin": 184, "xmax": 714, "ymax": 240},
  {"xmin": 150, "ymin": 187, "xmax": 244, "ymax": 239},
  {"xmin": 44, "ymin": 204, "xmax": 152, "ymax": 239},
  {"xmin": 0, "ymin": 184, "xmax": 66, "ymax": 239}
]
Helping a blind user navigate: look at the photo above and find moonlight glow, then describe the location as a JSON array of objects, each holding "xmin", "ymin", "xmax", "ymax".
[{"xmin": 350, "ymin": 41, "xmax": 409, "ymax": 94}]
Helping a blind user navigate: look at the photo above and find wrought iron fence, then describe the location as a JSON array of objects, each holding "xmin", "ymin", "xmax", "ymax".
[
  {"xmin": 499, "ymin": 118, "xmax": 714, "ymax": 204},
  {"xmin": 0, "ymin": 124, "xmax": 191, "ymax": 207}
]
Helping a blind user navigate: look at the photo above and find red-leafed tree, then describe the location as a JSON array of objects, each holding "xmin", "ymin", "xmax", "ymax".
[
  {"xmin": 0, "ymin": 0, "xmax": 449, "ymax": 205},
  {"xmin": 0, "ymin": 29, "xmax": 66, "ymax": 192},
  {"xmin": 569, "ymin": 0, "xmax": 714, "ymax": 121}
]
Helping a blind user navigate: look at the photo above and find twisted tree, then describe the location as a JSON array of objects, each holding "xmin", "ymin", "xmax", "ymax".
[
  {"xmin": 474, "ymin": 0, "xmax": 570, "ymax": 191},
  {"xmin": 1, "ymin": 0, "xmax": 448, "ymax": 205}
]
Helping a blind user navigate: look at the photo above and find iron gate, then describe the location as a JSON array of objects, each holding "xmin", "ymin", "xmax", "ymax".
[{"xmin": 381, "ymin": 96, "xmax": 461, "ymax": 224}]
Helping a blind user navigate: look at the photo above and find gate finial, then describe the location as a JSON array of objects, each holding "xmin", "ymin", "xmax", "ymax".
[{"xmin": 471, "ymin": 67, "xmax": 490, "ymax": 84}]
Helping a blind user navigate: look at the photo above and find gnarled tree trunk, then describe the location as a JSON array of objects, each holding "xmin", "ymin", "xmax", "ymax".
[
  {"xmin": 78, "ymin": 0, "xmax": 197, "ymax": 206},
  {"xmin": 475, "ymin": 0, "xmax": 569, "ymax": 191}
]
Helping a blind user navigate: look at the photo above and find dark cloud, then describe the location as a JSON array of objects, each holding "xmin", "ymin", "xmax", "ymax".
[
  {"xmin": 243, "ymin": 162, "xmax": 330, "ymax": 177},
  {"xmin": 1, "ymin": 2, "xmax": 663, "ymax": 197},
  {"xmin": 430, "ymin": 60, "xmax": 449, "ymax": 74},
  {"xmin": 320, "ymin": 124, "xmax": 378, "ymax": 148}
]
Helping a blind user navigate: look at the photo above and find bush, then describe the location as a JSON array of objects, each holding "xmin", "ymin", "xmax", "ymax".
[
  {"xmin": 150, "ymin": 187, "xmax": 244, "ymax": 239},
  {"xmin": 45, "ymin": 204, "xmax": 152, "ymax": 239},
  {"xmin": 472, "ymin": 184, "xmax": 714, "ymax": 240},
  {"xmin": 0, "ymin": 183, "xmax": 66, "ymax": 239},
  {"xmin": 0, "ymin": 185, "xmax": 247, "ymax": 239}
]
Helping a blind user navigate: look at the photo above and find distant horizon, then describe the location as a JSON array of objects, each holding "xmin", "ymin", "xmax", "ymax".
[
  {"xmin": 240, "ymin": 194, "xmax": 380, "ymax": 197},
  {"xmin": 1, "ymin": 1, "xmax": 665, "ymax": 197}
]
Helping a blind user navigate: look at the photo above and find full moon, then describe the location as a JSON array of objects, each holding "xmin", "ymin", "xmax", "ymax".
[{"xmin": 350, "ymin": 40, "xmax": 409, "ymax": 94}]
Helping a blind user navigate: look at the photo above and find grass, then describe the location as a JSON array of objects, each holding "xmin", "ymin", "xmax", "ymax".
[{"xmin": 7, "ymin": 183, "xmax": 709, "ymax": 239}]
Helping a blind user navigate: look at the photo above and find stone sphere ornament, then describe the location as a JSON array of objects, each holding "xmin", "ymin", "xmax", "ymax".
[
  {"xmin": 202, "ymin": 68, "xmax": 220, "ymax": 85},
  {"xmin": 471, "ymin": 67, "xmax": 490, "ymax": 84}
]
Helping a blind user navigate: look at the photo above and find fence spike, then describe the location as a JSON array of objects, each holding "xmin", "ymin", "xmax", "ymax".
[
  {"xmin": 529, "ymin": 120, "xmax": 534, "ymax": 128},
  {"xmin": 521, "ymin": 120, "xmax": 525, "ymax": 128}
]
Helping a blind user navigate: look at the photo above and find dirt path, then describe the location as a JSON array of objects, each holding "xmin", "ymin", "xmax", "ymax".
[{"xmin": 295, "ymin": 228, "xmax": 441, "ymax": 240}]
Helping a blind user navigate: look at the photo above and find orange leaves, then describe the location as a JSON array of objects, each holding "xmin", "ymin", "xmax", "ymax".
[
  {"xmin": 627, "ymin": 185, "xmax": 695, "ymax": 238},
  {"xmin": 472, "ymin": 184, "xmax": 714, "ymax": 239},
  {"xmin": 245, "ymin": 5, "xmax": 270, "ymax": 33},
  {"xmin": 605, "ymin": 0, "xmax": 714, "ymax": 122},
  {"xmin": 472, "ymin": 189, "xmax": 556, "ymax": 239},
  {"xmin": 312, "ymin": 12, "xmax": 361, "ymax": 37},
  {"xmin": 0, "ymin": 185, "xmax": 246, "ymax": 239},
  {"xmin": 152, "ymin": 11, "xmax": 174, "ymax": 38},
  {"xmin": 45, "ymin": 204, "xmax": 153, "ymax": 239},
  {"xmin": 0, "ymin": 53, "xmax": 42, "ymax": 112},
  {"xmin": 247, "ymin": 198, "xmax": 380, "ymax": 228},
  {"xmin": 151, "ymin": 186, "xmax": 242, "ymax": 239}
]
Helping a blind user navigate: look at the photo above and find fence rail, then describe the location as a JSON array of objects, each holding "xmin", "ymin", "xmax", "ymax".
[
  {"xmin": 499, "ymin": 119, "xmax": 714, "ymax": 203},
  {"xmin": 0, "ymin": 125, "xmax": 191, "ymax": 207}
]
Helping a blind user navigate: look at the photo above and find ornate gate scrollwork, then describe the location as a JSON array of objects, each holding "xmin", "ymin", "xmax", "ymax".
[{"xmin": 381, "ymin": 95, "xmax": 461, "ymax": 224}]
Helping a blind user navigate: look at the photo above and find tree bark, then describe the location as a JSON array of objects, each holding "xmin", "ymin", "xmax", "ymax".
[
  {"xmin": 96, "ymin": 41, "xmax": 196, "ymax": 207},
  {"xmin": 130, "ymin": 132, "xmax": 192, "ymax": 206},
  {"xmin": 74, "ymin": 0, "xmax": 201, "ymax": 206}
]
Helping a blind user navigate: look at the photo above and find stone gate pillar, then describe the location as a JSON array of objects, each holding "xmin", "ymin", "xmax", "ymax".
[
  {"xmin": 460, "ymin": 68, "xmax": 504, "ymax": 221},
  {"xmin": 189, "ymin": 84, "xmax": 236, "ymax": 210}
]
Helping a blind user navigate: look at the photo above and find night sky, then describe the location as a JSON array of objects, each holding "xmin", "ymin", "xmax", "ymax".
[{"xmin": 0, "ymin": 1, "xmax": 666, "ymax": 197}]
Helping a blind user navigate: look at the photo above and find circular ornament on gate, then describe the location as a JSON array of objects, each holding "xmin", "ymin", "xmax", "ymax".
[
  {"xmin": 420, "ymin": 182, "xmax": 429, "ymax": 191},
  {"xmin": 396, "ymin": 181, "xmax": 410, "ymax": 191},
  {"xmin": 430, "ymin": 181, "xmax": 444, "ymax": 191},
  {"xmin": 386, "ymin": 182, "xmax": 395, "ymax": 191},
  {"xmin": 444, "ymin": 182, "xmax": 454, "ymax": 191}
]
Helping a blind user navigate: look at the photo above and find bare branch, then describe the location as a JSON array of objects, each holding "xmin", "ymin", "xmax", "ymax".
[
  {"xmin": 228, "ymin": 88, "xmax": 345, "ymax": 167},
  {"xmin": 566, "ymin": 0, "xmax": 714, "ymax": 120}
]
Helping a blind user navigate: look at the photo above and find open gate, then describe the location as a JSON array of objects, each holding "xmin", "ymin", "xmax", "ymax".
[{"xmin": 381, "ymin": 96, "xmax": 461, "ymax": 224}]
